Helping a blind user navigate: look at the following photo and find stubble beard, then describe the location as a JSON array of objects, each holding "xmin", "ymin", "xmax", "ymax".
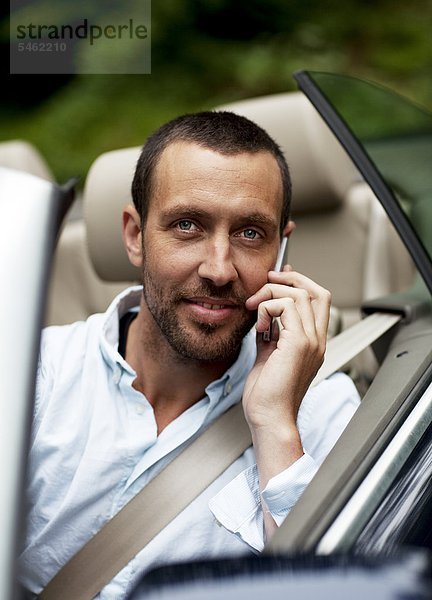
[{"xmin": 141, "ymin": 264, "xmax": 256, "ymax": 364}]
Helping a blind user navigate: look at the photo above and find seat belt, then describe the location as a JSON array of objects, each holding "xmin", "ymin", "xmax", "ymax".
[
  {"xmin": 312, "ymin": 311, "xmax": 402, "ymax": 386},
  {"xmin": 39, "ymin": 311, "xmax": 402, "ymax": 600}
]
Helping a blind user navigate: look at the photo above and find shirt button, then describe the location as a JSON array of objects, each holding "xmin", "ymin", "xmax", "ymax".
[
  {"xmin": 113, "ymin": 365, "xmax": 122, "ymax": 384},
  {"xmin": 136, "ymin": 406, "xmax": 144, "ymax": 415},
  {"xmin": 224, "ymin": 382, "xmax": 232, "ymax": 396}
]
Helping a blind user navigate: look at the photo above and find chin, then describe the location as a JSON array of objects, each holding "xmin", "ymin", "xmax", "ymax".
[{"xmin": 170, "ymin": 323, "xmax": 248, "ymax": 363}]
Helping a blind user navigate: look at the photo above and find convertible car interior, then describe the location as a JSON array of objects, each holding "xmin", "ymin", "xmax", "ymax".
[
  {"xmin": 0, "ymin": 93, "xmax": 415, "ymax": 364},
  {"xmin": 40, "ymin": 90, "xmax": 416, "ymax": 392},
  {"xmin": 1, "ymin": 74, "xmax": 431, "ymax": 599}
]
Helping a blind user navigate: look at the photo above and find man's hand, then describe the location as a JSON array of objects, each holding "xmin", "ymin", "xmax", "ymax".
[
  {"xmin": 242, "ymin": 266, "xmax": 331, "ymax": 539},
  {"xmin": 243, "ymin": 265, "xmax": 331, "ymax": 430}
]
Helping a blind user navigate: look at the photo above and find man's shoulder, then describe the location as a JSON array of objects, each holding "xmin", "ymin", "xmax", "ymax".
[
  {"xmin": 33, "ymin": 289, "xmax": 142, "ymax": 419},
  {"xmin": 40, "ymin": 285, "xmax": 142, "ymax": 362},
  {"xmin": 40, "ymin": 313, "xmax": 104, "ymax": 367}
]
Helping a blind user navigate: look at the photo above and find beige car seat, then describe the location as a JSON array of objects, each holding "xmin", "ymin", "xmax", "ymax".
[
  {"xmin": 45, "ymin": 218, "xmax": 132, "ymax": 325},
  {"xmin": 45, "ymin": 92, "xmax": 415, "ymax": 381},
  {"xmin": 0, "ymin": 140, "xmax": 54, "ymax": 181}
]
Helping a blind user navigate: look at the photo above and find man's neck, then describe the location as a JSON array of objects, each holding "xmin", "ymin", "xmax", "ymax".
[{"xmin": 124, "ymin": 301, "xmax": 234, "ymax": 434}]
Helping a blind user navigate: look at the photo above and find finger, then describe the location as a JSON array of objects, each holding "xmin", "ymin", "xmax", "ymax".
[
  {"xmin": 255, "ymin": 298, "xmax": 290, "ymax": 332},
  {"xmin": 313, "ymin": 296, "xmax": 331, "ymax": 342},
  {"xmin": 268, "ymin": 270, "xmax": 328, "ymax": 298},
  {"xmin": 246, "ymin": 282, "xmax": 308, "ymax": 308},
  {"xmin": 286, "ymin": 288, "xmax": 317, "ymax": 341},
  {"xmin": 246, "ymin": 269, "xmax": 325, "ymax": 308},
  {"xmin": 246, "ymin": 271, "xmax": 331, "ymax": 345},
  {"xmin": 267, "ymin": 271, "xmax": 331, "ymax": 337},
  {"xmin": 255, "ymin": 296, "xmax": 312, "ymax": 337},
  {"xmin": 247, "ymin": 282, "xmax": 317, "ymax": 312},
  {"xmin": 248, "ymin": 284, "xmax": 319, "ymax": 343},
  {"xmin": 263, "ymin": 289, "xmax": 318, "ymax": 341}
]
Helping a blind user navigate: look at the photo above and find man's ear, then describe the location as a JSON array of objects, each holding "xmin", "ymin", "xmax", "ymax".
[
  {"xmin": 122, "ymin": 204, "xmax": 143, "ymax": 268},
  {"xmin": 282, "ymin": 219, "xmax": 296, "ymax": 238}
]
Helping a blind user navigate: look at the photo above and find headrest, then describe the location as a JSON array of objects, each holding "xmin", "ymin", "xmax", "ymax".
[
  {"xmin": 84, "ymin": 146, "xmax": 141, "ymax": 281},
  {"xmin": 216, "ymin": 92, "xmax": 359, "ymax": 213},
  {"xmin": 84, "ymin": 91, "xmax": 359, "ymax": 281},
  {"xmin": 0, "ymin": 140, "xmax": 54, "ymax": 181}
]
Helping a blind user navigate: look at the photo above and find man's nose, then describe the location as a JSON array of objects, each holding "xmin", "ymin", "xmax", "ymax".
[{"xmin": 197, "ymin": 237, "xmax": 239, "ymax": 287}]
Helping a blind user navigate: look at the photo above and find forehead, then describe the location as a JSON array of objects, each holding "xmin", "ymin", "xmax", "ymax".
[{"xmin": 150, "ymin": 141, "xmax": 284, "ymax": 222}]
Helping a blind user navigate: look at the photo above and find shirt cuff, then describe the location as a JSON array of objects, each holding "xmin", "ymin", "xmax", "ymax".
[
  {"xmin": 261, "ymin": 453, "xmax": 318, "ymax": 525},
  {"xmin": 208, "ymin": 453, "xmax": 318, "ymax": 551}
]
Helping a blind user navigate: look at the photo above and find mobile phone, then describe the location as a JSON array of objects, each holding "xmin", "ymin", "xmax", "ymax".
[{"xmin": 262, "ymin": 236, "xmax": 288, "ymax": 342}]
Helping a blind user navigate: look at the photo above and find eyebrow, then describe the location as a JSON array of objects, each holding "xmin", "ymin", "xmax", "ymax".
[
  {"xmin": 160, "ymin": 205, "xmax": 278, "ymax": 230},
  {"xmin": 243, "ymin": 213, "xmax": 279, "ymax": 229},
  {"xmin": 160, "ymin": 206, "xmax": 209, "ymax": 221}
]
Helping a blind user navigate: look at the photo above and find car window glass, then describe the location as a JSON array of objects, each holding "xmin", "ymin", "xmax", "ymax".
[{"xmin": 296, "ymin": 72, "xmax": 432, "ymax": 290}]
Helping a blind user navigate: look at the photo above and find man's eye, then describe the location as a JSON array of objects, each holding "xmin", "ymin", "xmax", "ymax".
[
  {"xmin": 176, "ymin": 220, "xmax": 197, "ymax": 231},
  {"xmin": 241, "ymin": 228, "xmax": 260, "ymax": 240}
]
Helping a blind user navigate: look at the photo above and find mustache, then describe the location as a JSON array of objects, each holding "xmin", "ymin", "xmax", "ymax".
[{"xmin": 175, "ymin": 282, "xmax": 249, "ymax": 305}]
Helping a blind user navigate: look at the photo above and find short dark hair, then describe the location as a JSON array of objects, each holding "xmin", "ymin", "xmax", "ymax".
[{"xmin": 131, "ymin": 111, "xmax": 291, "ymax": 235}]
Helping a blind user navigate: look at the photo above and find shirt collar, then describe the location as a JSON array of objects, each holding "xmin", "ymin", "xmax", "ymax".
[{"xmin": 100, "ymin": 285, "xmax": 142, "ymax": 371}]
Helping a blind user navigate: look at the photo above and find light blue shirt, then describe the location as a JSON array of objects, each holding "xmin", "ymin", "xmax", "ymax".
[{"xmin": 19, "ymin": 286, "xmax": 360, "ymax": 598}]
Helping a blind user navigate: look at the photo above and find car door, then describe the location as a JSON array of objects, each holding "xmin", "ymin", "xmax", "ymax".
[{"xmin": 267, "ymin": 71, "xmax": 432, "ymax": 556}]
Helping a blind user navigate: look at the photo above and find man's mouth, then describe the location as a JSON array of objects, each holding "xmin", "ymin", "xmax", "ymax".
[
  {"xmin": 184, "ymin": 297, "xmax": 240, "ymax": 324},
  {"xmin": 187, "ymin": 296, "xmax": 238, "ymax": 309},
  {"xmin": 194, "ymin": 301, "xmax": 232, "ymax": 310}
]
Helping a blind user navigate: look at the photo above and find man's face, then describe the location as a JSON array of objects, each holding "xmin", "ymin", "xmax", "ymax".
[{"xmin": 141, "ymin": 141, "xmax": 283, "ymax": 363}]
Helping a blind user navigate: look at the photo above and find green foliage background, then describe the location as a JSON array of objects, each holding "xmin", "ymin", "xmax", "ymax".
[{"xmin": 3, "ymin": 0, "xmax": 432, "ymax": 183}]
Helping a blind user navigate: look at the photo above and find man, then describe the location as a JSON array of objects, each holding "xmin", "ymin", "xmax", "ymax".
[{"xmin": 19, "ymin": 112, "xmax": 360, "ymax": 597}]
